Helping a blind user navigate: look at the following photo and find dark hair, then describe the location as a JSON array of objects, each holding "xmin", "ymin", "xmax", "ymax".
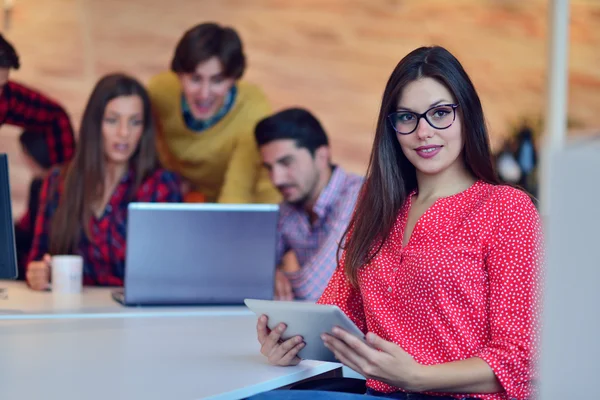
[
  {"xmin": 19, "ymin": 130, "xmax": 52, "ymax": 169},
  {"xmin": 49, "ymin": 73, "xmax": 158, "ymax": 254},
  {"xmin": 0, "ymin": 34, "xmax": 20, "ymax": 69},
  {"xmin": 254, "ymin": 108, "xmax": 329, "ymax": 156},
  {"xmin": 342, "ymin": 46, "xmax": 499, "ymax": 285},
  {"xmin": 170, "ymin": 22, "xmax": 246, "ymax": 79}
]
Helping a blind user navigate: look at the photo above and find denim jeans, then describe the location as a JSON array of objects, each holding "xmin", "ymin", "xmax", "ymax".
[
  {"xmin": 249, "ymin": 389, "xmax": 481, "ymax": 400},
  {"xmin": 365, "ymin": 388, "xmax": 481, "ymax": 399}
]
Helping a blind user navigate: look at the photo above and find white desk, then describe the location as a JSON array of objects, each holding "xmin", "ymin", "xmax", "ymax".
[
  {"xmin": 0, "ymin": 314, "xmax": 341, "ymax": 399},
  {"xmin": 0, "ymin": 281, "xmax": 252, "ymax": 320}
]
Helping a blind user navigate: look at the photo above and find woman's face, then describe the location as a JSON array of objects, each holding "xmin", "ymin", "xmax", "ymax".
[
  {"xmin": 102, "ymin": 95, "xmax": 144, "ymax": 166},
  {"xmin": 393, "ymin": 77, "xmax": 464, "ymax": 177},
  {"xmin": 178, "ymin": 56, "xmax": 235, "ymax": 120}
]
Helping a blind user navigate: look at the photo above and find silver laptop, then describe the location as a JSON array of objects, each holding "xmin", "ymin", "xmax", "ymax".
[{"xmin": 112, "ymin": 203, "xmax": 279, "ymax": 306}]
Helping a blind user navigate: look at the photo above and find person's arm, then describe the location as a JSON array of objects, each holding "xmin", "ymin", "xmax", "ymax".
[
  {"xmin": 25, "ymin": 172, "xmax": 61, "ymax": 290},
  {"xmin": 414, "ymin": 191, "xmax": 544, "ymax": 398},
  {"xmin": 284, "ymin": 183, "xmax": 361, "ymax": 300},
  {"xmin": 14, "ymin": 209, "xmax": 33, "ymax": 268},
  {"xmin": 216, "ymin": 130, "xmax": 265, "ymax": 203},
  {"xmin": 146, "ymin": 75, "xmax": 182, "ymax": 174},
  {"xmin": 217, "ymin": 90, "xmax": 272, "ymax": 204},
  {"xmin": 15, "ymin": 177, "xmax": 44, "ymax": 239},
  {"xmin": 27, "ymin": 171, "xmax": 60, "ymax": 265},
  {"xmin": 275, "ymin": 210, "xmax": 291, "ymax": 268},
  {"xmin": 4, "ymin": 82, "xmax": 75, "ymax": 166},
  {"xmin": 411, "ymin": 356, "xmax": 502, "ymax": 394},
  {"xmin": 45, "ymin": 105, "xmax": 76, "ymax": 165},
  {"xmin": 273, "ymin": 212, "xmax": 294, "ymax": 300}
]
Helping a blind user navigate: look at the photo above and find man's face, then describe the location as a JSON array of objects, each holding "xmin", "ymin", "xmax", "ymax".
[
  {"xmin": 177, "ymin": 57, "xmax": 235, "ymax": 120},
  {"xmin": 260, "ymin": 139, "xmax": 324, "ymax": 206}
]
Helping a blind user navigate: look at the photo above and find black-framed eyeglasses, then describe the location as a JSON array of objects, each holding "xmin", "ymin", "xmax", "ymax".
[{"xmin": 388, "ymin": 104, "xmax": 459, "ymax": 135}]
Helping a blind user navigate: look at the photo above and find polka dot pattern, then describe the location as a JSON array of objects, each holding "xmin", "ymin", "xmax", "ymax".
[{"xmin": 317, "ymin": 181, "xmax": 544, "ymax": 400}]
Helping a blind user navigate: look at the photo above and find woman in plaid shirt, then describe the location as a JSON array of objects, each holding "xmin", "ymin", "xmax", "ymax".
[{"xmin": 26, "ymin": 74, "xmax": 182, "ymax": 289}]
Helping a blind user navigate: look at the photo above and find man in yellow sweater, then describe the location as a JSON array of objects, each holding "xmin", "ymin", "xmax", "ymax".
[{"xmin": 147, "ymin": 22, "xmax": 280, "ymax": 204}]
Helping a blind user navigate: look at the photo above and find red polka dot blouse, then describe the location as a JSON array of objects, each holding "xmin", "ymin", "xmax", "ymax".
[{"xmin": 318, "ymin": 181, "xmax": 544, "ymax": 400}]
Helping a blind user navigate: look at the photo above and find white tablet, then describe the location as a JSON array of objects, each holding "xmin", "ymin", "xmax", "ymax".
[{"xmin": 244, "ymin": 298, "xmax": 366, "ymax": 362}]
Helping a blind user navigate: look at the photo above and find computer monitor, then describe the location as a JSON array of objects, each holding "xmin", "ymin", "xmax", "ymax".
[{"xmin": 0, "ymin": 154, "xmax": 18, "ymax": 279}]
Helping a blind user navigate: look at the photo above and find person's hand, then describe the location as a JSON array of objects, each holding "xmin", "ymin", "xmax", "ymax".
[
  {"xmin": 257, "ymin": 314, "xmax": 305, "ymax": 366},
  {"xmin": 275, "ymin": 269, "xmax": 294, "ymax": 301},
  {"xmin": 26, "ymin": 254, "xmax": 51, "ymax": 291},
  {"xmin": 281, "ymin": 251, "xmax": 300, "ymax": 273},
  {"xmin": 322, "ymin": 327, "xmax": 425, "ymax": 391}
]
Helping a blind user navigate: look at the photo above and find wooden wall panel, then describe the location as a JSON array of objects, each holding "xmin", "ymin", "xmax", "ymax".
[{"xmin": 1, "ymin": 0, "xmax": 599, "ymax": 216}]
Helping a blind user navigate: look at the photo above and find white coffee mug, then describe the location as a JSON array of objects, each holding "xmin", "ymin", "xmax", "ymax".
[{"xmin": 51, "ymin": 255, "xmax": 83, "ymax": 294}]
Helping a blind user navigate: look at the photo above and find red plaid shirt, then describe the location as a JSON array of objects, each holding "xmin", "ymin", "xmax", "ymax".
[
  {"xmin": 0, "ymin": 80, "xmax": 75, "ymax": 165},
  {"xmin": 2, "ymin": 80, "xmax": 76, "ymax": 234},
  {"xmin": 27, "ymin": 166, "xmax": 183, "ymax": 286}
]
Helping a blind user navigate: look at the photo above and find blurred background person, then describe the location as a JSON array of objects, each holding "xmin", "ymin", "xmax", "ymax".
[
  {"xmin": 255, "ymin": 108, "xmax": 363, "ymax": 301},
  {"xmin": 0, "ymin": 33, "xmax": 76, "ymax": 168},
  {"xmin": 26, "ymin": 73, "xmax": 182, "ymax": 290},
  {"xmin": 148, "ymin": 22, "xmax": 280, "ymax": 204},
  {"xmin": 13, "ymin": 130, "xmax": 53, "ymax": 280}
]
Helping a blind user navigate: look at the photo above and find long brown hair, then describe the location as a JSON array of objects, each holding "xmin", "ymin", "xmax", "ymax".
[
  {"xmin": 49, "ymin": 73, "xmax": 158, "ymax": 255},
  {"xmin": 341, "ymin": 46, "xmax": 500, "ymax": 285}
]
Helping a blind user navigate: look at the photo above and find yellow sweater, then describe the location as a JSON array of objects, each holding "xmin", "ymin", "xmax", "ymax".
[{"xmin": 148, "ymin": 72, "xmax": 281, "ymax": 204}]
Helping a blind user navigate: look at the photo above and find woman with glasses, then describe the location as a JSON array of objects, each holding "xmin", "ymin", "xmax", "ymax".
[{"xmin": 254, "ymin": 46, "xmax": 543, "ymax": 400}]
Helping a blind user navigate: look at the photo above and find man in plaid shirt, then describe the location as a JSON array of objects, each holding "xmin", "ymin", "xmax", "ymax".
[
  {"xmin": 0, "ymin": 34, "xmax": 75, "ymax": 166},
  {"xmin": 255, "ymin": 108, "xmax": 364, "ymax": 301}
]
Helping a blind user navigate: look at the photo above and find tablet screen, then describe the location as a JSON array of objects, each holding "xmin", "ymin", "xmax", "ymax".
[{"xmin": 245, "ymin": 299, "xmax": 366, "ymax": 362}]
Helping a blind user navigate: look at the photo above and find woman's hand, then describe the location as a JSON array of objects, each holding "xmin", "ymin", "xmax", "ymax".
[
  {"xmin": 26, "ymin": 254, "xmax": 51, "ymax": 291},
  {"xmin": 322, "ymin": 327, "xmax": 426, "ymax": 392},
  {"xmin": 256, "ymin": 315, "xmax": 305, "ymax": 366}
]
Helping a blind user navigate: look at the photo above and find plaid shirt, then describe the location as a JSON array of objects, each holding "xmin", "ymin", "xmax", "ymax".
[
  {"xmin": 276, "ymin": 166, "xmax": 363, "ymax": 300},
  {"xmin": 0, "ymin": 81, "xmax": 75, "ymax": 165},
  {"xmin": 27, "ymin": 166, "xmax": 183, "ymax": 286}
]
